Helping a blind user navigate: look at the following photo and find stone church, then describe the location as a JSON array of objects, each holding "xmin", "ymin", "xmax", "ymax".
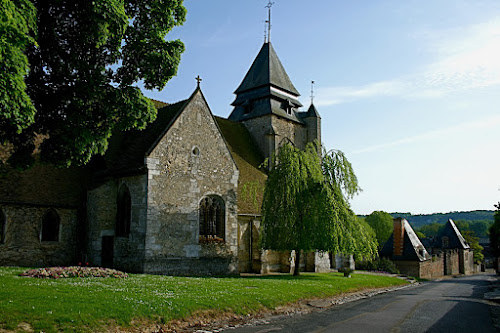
[{"xmin": 0, "ymin": 41, "xmax": 325, "ymax": 275}]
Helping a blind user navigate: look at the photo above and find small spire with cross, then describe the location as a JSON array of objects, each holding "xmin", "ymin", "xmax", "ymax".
[
  {"xmin": 310, "ymin": 80, "xmax": 315, "ymax": 104},
  {"xmin": 265, "ymin": 1, "xmax": 274, "ymax": 42},
  {"xmin": 195, "ymin": 75, "xmax": 202, "ymax": 88}
]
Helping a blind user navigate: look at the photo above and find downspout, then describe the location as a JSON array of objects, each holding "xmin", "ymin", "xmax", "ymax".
[{"xmin": 249, "ymin": 219, "xmax": 253, "ymax": 272}]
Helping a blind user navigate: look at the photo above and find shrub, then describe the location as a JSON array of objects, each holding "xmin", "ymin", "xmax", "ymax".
[
  {"xmin": 356, "ymin": 257, "xmax": 400, "ymax": 274},
  {"xmin": 20, "ymin": 266, "xmax": 128, "ymax": 279}
]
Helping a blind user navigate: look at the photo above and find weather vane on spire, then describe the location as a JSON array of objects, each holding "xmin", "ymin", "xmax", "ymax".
[
  {"xmin": 265, "ymin": 1, "xmax": 274, "ymax": 42},
  {"xmin": 310, "ymin": 80, "xmax": 315, "ymax": 104}
]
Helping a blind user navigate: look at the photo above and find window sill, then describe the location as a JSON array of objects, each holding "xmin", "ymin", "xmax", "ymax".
[{"xmin": 199, "ymin": 235, "xmax": 224, "ymax": 244}]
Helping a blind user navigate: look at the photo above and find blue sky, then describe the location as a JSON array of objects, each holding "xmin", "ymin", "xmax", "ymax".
[{"xmin": 142, "ymin": 0, "xmax": 500, "ymax": 215}]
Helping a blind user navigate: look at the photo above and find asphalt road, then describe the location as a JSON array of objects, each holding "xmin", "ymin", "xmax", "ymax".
[{"xmin": 227, "ymin": 274, "xmax": 499, "ymax": 333}]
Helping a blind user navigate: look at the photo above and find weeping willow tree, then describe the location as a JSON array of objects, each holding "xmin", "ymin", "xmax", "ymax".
[{"xmin": 260, "ymin": 142, "xmax": 377, "ymax": 275}]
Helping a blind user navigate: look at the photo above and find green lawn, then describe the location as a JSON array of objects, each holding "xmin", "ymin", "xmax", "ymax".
[{"xmin": 0, "ymin": 267, "xmax": 407, "ymax": 332}]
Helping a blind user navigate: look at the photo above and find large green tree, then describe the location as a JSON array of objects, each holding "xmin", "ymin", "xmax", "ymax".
[
  {"xmin": 260, "ymin": 143, "xmax": 377, "ymax": 275},
  {"xmin": 365, "ymin": 211, "xmax": 393, "ymax": 249},
  {"xmin": 0, "ymin": 0, "xmax": 37, "ymax": 147},
  {"xmin": 1, "ymin": 0, "xmax": 186, "ymax": 168},
  {"xmin": 489, "ymin": 203, "xmax": 500, "ymax": 269}
]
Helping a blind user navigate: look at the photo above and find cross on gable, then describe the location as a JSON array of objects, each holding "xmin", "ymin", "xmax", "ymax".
[{"xmin": 196, "ymin": 75, "xmax": 202, "ymax": 87}]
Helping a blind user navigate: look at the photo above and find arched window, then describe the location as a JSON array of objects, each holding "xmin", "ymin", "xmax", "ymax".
[
  {"xmin": 41, "ymin": 209, "xmax": 60, "ymax": 242},
  {"xmin": 116, "ymin": 185, "xmax": 131, "ymax": 237},
  {"xmin": 199, "ymin": 196, "xmax": 225, "ymax": 241},
  {"xmin": 0, "ymin": 209, "xmax": 5, "ymax": 244}
]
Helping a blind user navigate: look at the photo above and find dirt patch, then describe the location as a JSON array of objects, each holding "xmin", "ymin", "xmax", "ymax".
[{"xmin": 0, "ymin": 323, "xmax": 34, "ymax": 333}]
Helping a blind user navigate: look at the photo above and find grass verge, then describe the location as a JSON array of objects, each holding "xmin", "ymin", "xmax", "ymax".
[{"xmin": 0, "ymin": 267, "xmax": 408, "ymax": 332}]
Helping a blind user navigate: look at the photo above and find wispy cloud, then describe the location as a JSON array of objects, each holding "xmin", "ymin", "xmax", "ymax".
[
  {"xmin": 350, "ymin": 114, "xmax": 500, "ymax": 155},
  {"xmin": 316, "ymin": 18, "xmax": 500, "ymax": 106}
]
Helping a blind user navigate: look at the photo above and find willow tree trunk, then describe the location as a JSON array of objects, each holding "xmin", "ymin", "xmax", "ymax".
[{"xmin": 293, "ymin": 250, "xmax": 301, "ymax": 276}]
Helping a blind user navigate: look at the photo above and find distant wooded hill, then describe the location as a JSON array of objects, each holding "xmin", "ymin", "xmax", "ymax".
[{"xmin": 388, "ymin": 210, "xmax": 494, "ymax": 228}]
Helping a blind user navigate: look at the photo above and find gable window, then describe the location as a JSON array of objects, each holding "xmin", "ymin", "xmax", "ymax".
[
  {"xmin": 199, "ymin": 196, "xmax": 225, "ymax": 242},
  {"xmin": 41, "ymin": 209, "xmax": 60, "ymax": 242},
  {"xmin": 0, "ymin": 209, "xmax": 5, "ymax": 244},
  {"xmin": 442, "ymin": 236, "xmax": 449, "ymax": 248},
  {"xmin": 282, "ymin": 99, "xmax": 293, "ymax": 115},
  {"xmin": 116, "ymin": 185, "xmax": 131, "ymax": 237}
]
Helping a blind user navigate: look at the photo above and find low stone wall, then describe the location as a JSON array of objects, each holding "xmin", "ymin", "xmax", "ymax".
[
  {"xmin": 394, "ymin": 261, "xmax": 421, "ymax": 278},
  {"xmin": 307, "ymin": 252, "xmax": 330, "ymax": 273},
  {"xmin": 419, "ymin": 257, "xmax": 444, "ymax": 279},
  {"xmin": 261, "ymin": 250, "xmax": 291, "ymax": 273}
]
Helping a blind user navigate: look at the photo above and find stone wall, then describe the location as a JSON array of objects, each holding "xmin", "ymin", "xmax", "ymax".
[
  {"xmin": 394, "ymin": 261, "xmax": 421, "ymax": 278},
  {"xmin": 271, "ymin": 116, "xmax": 307, "ymax": 150},
  {"xmin": 444, "ymin": 250, "xmax": 460, "ymax": 275},
  {"xmin": 261, "ymin": 250, "xmax": 293, "ymax": 273},
  {"xmin": 86, "ymin": 175, "xmax": 148, "ymax": 272},
  {"xmin": 0, "ymin": 205, "xmax": 79, "ymax": 267},
  {"xmin": 241, "ymin": 115, "xmax": 308, "ymax": 164},
  {"xmin": 303, "ymin": 115, "xmax": 321, "ymax": 145},
  {"xmin": 144, "ymin": 91, "xmax": 239, "ymax": 275},
  {"xmin": 396, "ymin": 250, "xmax": 473, "ymax": 279},
  {"xmin": 460, "ymin": 249, "xmax": 474, "ymax": 275},
  {"xmin": 419, "ymin": 257, "xmax": 444, "ymax": 279},
  {"xmin": 241, "ymin": 116, "xmax": 275, "ymax": 164},
  {"xmin": 304, "ymin": 252, "xmax": 330, "ymax": 273}
]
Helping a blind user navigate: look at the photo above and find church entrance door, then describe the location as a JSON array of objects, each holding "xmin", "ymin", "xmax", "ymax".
[{"xmin": 101, "ymin": 236, "xmax": 114, "ymax": 268}]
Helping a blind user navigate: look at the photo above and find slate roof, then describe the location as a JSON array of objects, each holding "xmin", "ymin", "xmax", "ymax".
[
  {"xmin": 234, "ymin": 42, "xmax": 299, "ymax": 96},
  {"xmin": 299, "ymin": 103, "xmax": 321, "ymax": 119},
  {"xmin": 102, "ymin": 98, "xmax": 188, "ymax": 175},
  {"xmin": 380, "ymin": 218, "xmax": 431, "ymax": 262},
  {"xmin": 229, "ymin": 42, "xmax": 307, "ymax": 124},
  {"xmin": 436, "ymin": 219, "xmax": 470, "ymax": 249}
]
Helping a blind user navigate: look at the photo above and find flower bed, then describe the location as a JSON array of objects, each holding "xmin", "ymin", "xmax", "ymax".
[{"xmin": 20, "ymin": 266, "xmax": 128, "ymax": 279}]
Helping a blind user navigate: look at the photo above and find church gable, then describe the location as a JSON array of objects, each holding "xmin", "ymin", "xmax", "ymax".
[{"xmin": 143, "ymin": 88, "xmax": 239, "ymax": 275}]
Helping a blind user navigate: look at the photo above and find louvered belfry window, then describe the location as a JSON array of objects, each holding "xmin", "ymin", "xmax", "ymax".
[{"xmin": 199, "ymin": 196, "xmax": 225, "ymax": 241}]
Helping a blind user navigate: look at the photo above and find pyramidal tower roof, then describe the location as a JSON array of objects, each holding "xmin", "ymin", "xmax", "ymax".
[
  {"xmin": 304, "ymin": 103, "xmax": 321, "ymax": 118},
  {"xmin": 234, "ymin": 42, "xmax": 299, "ymax": 96}
]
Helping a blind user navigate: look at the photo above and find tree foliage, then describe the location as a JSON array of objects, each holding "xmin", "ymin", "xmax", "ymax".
[
  {"xmin": 461, "ymin": 230, "xmax": 484, "ymax": 264},
  {"xmin": 322, "ymin": 148, "xmax": 361, "ymax": 201},
  {"xmin": 489, "ymin": 202, "xmax": 500, "ymax": 258},
  {"xmin": 0, "ymin": 0, "xmax": 37, "ymax": 141},
  {"xmin": 455, "ymin": 219, "xmax": 491, "ymax": 238},
  {"xmin": 364, "ymin": 211, "xmax": 393, "ymax": 249},
  {"xmin": 260, "ymin": 143, "xmax": 377, "ymax": 275},
  {"xmin": 1, "ymin": 0, "xmax": 186, "ymax": 168},
  {"xmin": 416, "ymin": 222, "xmax": 445, "ymax": 238},
  {"xmin": 393, "ymin": 210, "xmax": 494, "ymax": 229}
]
